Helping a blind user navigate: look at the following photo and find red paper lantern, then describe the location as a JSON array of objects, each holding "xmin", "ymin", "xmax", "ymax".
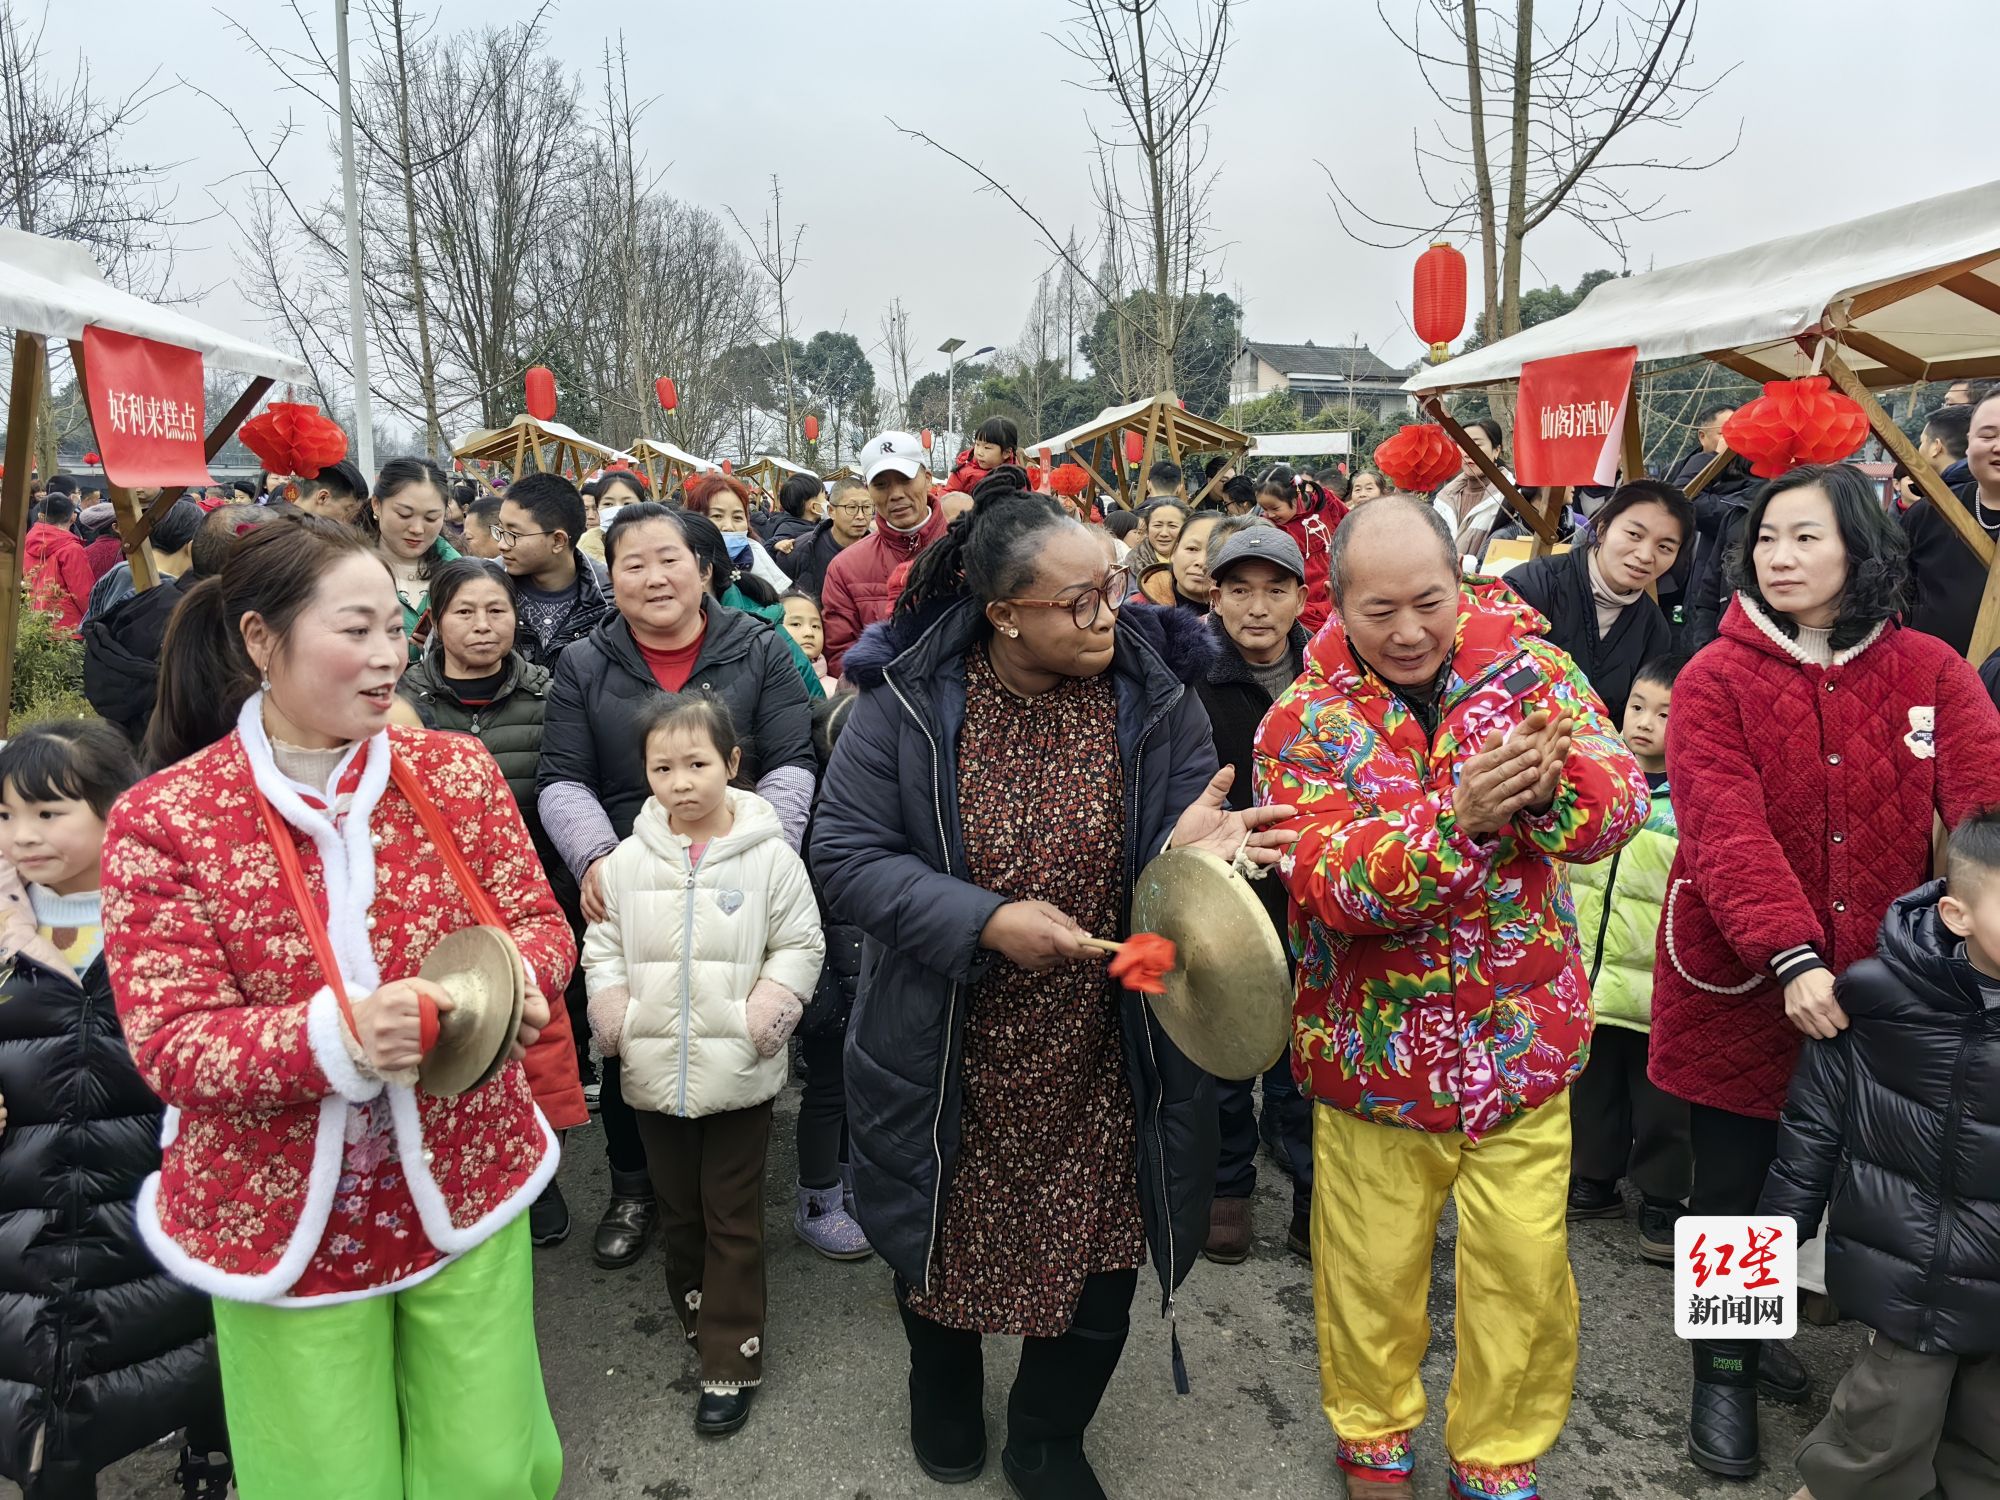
[
  {"xmin": 655, "ymin": 377, "xmax": 678, "ymax": 413},
  {"xmin": 1373, "ymin": 424, "xmax": 1463, "ymax": 494},
  {"xmin": 921, "ymin": 428, "xmax": 934, "ymax": 450},
  {"xmin": 1720, "ymin": 376, "xmax": 1870, "ymax": 479},
  {"xmin": 1413, "ymin": 242, "xmax": 1468, "ymax": 363},
  {"xmin": 1124, "ymin": 431, "xmax": 1144, "ymax": 465},
  {"xmin": 84, "ymin": 451, "xmax": 100, "ymax": 466},
  {"xmin": 803, "ymin": 415, "xmax": 820, "ymax": 443},
  {"xmin": 237, "ymin": 402, "xmax": 350, "ymax": 480},
  {"xmin": 721, "ymin": 458, "xmax": 733, "ymax": 474},
  {"xmin": 524, "ymin": 365, "xmax": 557, "ymax": 422}
]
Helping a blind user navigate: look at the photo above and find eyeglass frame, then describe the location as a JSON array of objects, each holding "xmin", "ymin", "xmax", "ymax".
[
  {"xmin": 999, "ymin": 567, "xmax": 1131, "ymax": 630},
  {"xmin": 829, "ymin": 500, "xmax": 873, "ymax": 517},
  {"xmin": 491, "ymin": 524, "xmax": 555, "ymax": 547}
]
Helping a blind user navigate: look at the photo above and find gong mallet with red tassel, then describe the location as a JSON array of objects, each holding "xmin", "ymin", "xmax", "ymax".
[{"xmin": 1079, "ymin": 932, "xmax": 1179, "ymax": 995}]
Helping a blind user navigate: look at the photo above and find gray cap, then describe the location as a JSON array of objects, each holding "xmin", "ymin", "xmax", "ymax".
[{"xmin": 1207, "ymin": 522, "xmax": 1305, "ymax": 584}]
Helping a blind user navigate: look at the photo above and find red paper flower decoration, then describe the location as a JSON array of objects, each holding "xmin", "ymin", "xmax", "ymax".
[
  {"xmin": 525, "ymin": 365, "xmax": 557, "ymax": 422},
  {"xmin": 655, "ymin": 376, "xmax": 678, "ymax": 413},
  {"xmin": 1720, "ymin": 376, "xmax": 1870, "ymax": 479},
  {"xmin": 1049, "ymin": 464, "xmax": 1093, "ymax": 498},
  {"xmin": 237, "ymin": 402, "xmax": 350, "ymax": 480},
  {"xmin": 1373, "ymin": 424, "xmax": 1462, "ymax": 494},
  {"xmin": 803, "ymin": 415, "xmax": 820, "ymax": 443}
]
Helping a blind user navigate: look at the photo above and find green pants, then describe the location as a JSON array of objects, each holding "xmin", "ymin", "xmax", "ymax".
[{"xmin": 211, "ymin": 1218, "xmax": 561, "ymax": 1500}]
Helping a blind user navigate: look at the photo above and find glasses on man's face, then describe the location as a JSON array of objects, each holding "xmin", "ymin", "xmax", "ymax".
[
  {"xmin": 1004, "ymin": 568, "xmax": 1131, "ymax": 630},
  {"xmin": 831, "ymin": 502, "xmax": 872, "ymax": 517},
  {"xmin": 490, "ymin": 525, "xmax": 551, "ymax": 547}
]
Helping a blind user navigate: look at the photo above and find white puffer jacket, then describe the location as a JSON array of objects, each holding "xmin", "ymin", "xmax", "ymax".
[{"xmin": 583, "ymin": 789, "xmax": 824, "ymax": 1117}]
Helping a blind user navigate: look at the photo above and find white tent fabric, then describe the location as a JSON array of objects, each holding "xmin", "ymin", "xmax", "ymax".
[
  {"xmin": 1406, "ymin": 177, "xmax": 2000, "ymax": 393},
  {"xmin": 1248, "ymin": 431, "xmax": 1352, "ymax": 457},
  {"xmin": 751, "ymin": 452, "xmax": 816, "ymax": 477},
  {"xmin": 1032, "ymin": 397, "xmax": 1157, "ymax": 455},
  {"xmin": 0, "ymin": 227, "xmax": 309, "ymax": 382},
  {"xmin": 633, "ymin": 437, "xmax": 718, "ymax": 471}
]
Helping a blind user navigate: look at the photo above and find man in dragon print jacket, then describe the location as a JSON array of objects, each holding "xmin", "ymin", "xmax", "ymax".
[{"xmin": 1255, "ymin": 497, "xmax": 1648, "ymax": 1500}]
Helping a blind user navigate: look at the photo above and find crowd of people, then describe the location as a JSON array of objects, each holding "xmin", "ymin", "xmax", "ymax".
[{"xmin": 0, "ymin": 404, "xmax": 1994, "ymax": 1500}]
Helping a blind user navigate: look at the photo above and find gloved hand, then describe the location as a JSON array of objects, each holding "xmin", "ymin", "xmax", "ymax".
[{"xmin": 746, "ymin": 979, "xmax": 804, "ymax": 1059}]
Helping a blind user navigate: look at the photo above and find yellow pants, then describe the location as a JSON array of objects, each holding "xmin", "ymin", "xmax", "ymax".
[{"xmin": 1311, "ymin": 1093, "xmax": 1577, "ymax": 1496}]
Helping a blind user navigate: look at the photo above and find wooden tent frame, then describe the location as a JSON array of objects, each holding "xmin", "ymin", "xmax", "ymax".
[
  {"xmin": 451, "ymin": 414, "xmax": 628, "ymax": 482},
  {"xmin": 1036, "ymin": 396, "xmax": 1252, "ymax": 512},
  {"xmin": 0, "ymin": 332, "xmax": 273, "ymax": 727},
  {"xmin": 625, "ymin": 437, "xmax": 713, "ymax": 498}
]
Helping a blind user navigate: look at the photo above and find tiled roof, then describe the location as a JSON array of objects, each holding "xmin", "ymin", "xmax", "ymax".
[{"xmin": 1242, "ymin": 340, "xmax": 1406, "ymax": 382}]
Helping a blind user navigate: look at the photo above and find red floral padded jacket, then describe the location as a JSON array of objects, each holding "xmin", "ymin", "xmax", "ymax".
[
  {"xmin": 1648, "ymin": 597, "xmax": 2000, "ymax": 1119},
  {"xmin": 1255, "ymin": 578, "xmax": 1648, "ymax": 1139},
  {"xmin": 102, "ymin": 713, "xmax": 576, "ymax": 1302}
]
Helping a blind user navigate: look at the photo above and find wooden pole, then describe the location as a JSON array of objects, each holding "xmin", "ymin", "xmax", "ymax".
[
  {"xmin": 1680, "ymin": 445, "xmax": 1735, "ymax": 499},
  {"xmin": 1620, "ymin": 380, "xmax": 1646, "ymax": 481},
  {"xmin": 0, "ymin": 331, "xmax": 46, "ymax": 732},
  {"xmin": 1820, "ymin": 346, "xmax": 1999, "ymax": 662},
  {"xmin": 1532, "ymin": 488, "xmax": 1569, "ymax": 558},
  {"xmin": 1420, "ymin": 395, "xmax": 1557, "ymax": 544}
]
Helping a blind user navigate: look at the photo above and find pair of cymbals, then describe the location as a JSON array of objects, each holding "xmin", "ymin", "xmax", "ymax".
[
  {"xmin": 1129, "ymin": 848, "xmax": 1291, "ymax": 1081},
  {"xmin": 416, "ymin": 926, "xmax": 526, "ymax": 1096}
]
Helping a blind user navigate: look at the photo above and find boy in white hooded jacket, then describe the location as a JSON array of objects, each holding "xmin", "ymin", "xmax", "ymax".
[{"xmin": 584, "ymin": 694, "xmax": 824, "ymax": 1437}]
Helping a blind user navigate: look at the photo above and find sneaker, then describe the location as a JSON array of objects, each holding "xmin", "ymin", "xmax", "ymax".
[
  {"xmin": 1566, "ymin": 1176, "xmax": 1624, "ymax": 1219},
  {"xmin": 1638, "ymin": 1198, "xmax": 1679, "ymax": 1264},
  {"xmin": 529, "ymin": 1179, "xmax": 571, "ymax": 1247},
  {"xmin": 796, "ymin": 1181, "xmax": 873, "ymax": 1261},
  {"xmin": 582, "ymin": 1078, "xmax": 602, "ymax": 1112}
]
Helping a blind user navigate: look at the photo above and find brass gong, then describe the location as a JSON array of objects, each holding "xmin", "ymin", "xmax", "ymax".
[
  {"xmin": 416, "ymin": 926, "xmax": 527, "ymax": 1096},
  {"xmin": 1129, "ymin": 847, "xmax": 1291, "ymax": 1081}
]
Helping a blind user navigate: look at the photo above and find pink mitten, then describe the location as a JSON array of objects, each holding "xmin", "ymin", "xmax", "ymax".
[
  {"xmin": 745, "ymin": 979, "xmax": 804, "ymax": 1059},
  {"xmin": 588, "ymin": 985, "xmax": 630, "ymax": 1057}
]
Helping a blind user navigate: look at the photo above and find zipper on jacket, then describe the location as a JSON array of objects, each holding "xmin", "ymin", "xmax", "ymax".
[
  {"xmin": 1586, "ymin": 850, "xmax": 1621, "ymax": 987},
  {"xmin": 678, "ymin": 848, "xmax": 697, "ymax": 1117},
  {"xmin": 1916, "ymin": 1013, "xmax": 1979, "ymax": 1346},
  {"xmin": 886, "ymin": 668, "xmax": 963, "ymax": 1294}
]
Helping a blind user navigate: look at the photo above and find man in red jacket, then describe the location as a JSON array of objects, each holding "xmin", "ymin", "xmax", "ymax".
[
  {"xmin": 821, "ymin": 430, "xmax": 949, "ymax": 674},
  {"xmin": 25, "ymin": 491, "xmax": 96, "ymax": 634}
]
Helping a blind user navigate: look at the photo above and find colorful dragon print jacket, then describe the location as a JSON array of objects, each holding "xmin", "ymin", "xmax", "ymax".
[{"xmin": 1254, "ymin": 577, "xmax": 1648, "ymax": 1138}]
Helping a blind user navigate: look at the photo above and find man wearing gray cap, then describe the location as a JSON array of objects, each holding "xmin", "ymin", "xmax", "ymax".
[{"xmin": 1192, "ymin": 518, "xmax": 1316, "ymax": 1264}]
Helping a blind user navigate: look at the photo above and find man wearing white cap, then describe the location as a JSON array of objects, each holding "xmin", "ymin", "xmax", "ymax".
[{"xmin": 821, "ymin": 431, "xmax": 949, "ymax": 675}]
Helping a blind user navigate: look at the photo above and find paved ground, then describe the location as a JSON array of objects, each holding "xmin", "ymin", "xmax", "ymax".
[{"xmin": 44, "ymin": 1083, "xmax": 1861, "ymax": 1500}]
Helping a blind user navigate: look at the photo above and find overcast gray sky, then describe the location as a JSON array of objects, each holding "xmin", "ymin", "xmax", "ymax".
[{"xmin": 40, "ymin": 0, "xmax": 2000, "ymax": 393}]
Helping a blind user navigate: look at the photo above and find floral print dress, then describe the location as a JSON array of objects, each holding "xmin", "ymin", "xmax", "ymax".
[{"xmin": 905, "ymin": 647, "xmax": 1146, "ymax": 1337}]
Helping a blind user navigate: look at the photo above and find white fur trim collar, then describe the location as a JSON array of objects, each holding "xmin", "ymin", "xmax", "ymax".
[{"xmin": 1737, "ymin": 595, "xmax": 1886, "ymax": 668}]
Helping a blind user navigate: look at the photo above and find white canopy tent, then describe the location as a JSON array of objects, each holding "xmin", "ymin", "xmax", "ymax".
[
  {"xmin": 1248, "ymin": 431, "xmax": 1352, "ymax": 458},
  {"xmin": 751, "ymin": 452, "xmax": 817, "ymax": 477},
  {"xmin": 1405, "ymin": 177, "xmax": 2000, "ymax": 396},
  {"xmin": 633, "ymin": 437, "xmax": 718, "ymax": 472}
]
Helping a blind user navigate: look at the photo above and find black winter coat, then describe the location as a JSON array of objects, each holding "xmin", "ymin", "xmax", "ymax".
[
  {"xmin": 813, "ymin": 597, "xmax": 1222, "ymax": 1324},
  {"xmin": 513, "ymin": 556, "xmax": 613, "ymax": 671},
  {"xmin": 1898, "ymin": 482, "xmax": 1989, "ymax": 656},
  {"xmin": 398, "ymin": 652, "xmax": 551, "ymax": 814},
  {"xmin": 537, "ymin": 598, "xmax": 816, "ymax": 843},
  {"xmin": 81, "ymin": 573, "xmax": 197, "ymax": 744},
  {"xmin": 0, "ymin": 952, "xmax": 219, "ymax": 1485},
  {"xmin": 1502, "ymin": 546, "xmax": 1669, "ymax": 727},
  {"xmin": 784, "ymin": 519, "xmax": 853, "ymax": 596},
  {"xmin": 1192, "ymin": 615, "xmax": 1304, "ymax": 944},
  {"xmin": 1677, "ymin": 456, "xmax": 1762, "ymax": 651},
  {"xmin": 1759, "ymin": 883, "xmax": 2000, "ymax": 1355}
]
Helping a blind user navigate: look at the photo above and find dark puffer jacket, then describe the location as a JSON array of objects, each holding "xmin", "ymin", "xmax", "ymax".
[
  {"xmin": 537, "ymin": 598, "xmax": 816, "ymax": 842},
  {"xmin": 0, "ymin": 947, "xmax": 220, "ymax": 1487},
  {"xmin": 1760, "ymin": 883, "xmax": 2000, "ymax": 1355},
  {"xmin": 398, "ymin": 651, "xmax": 552, "ymax": 816},
  {"xmin": 813, "ymin": 596, "xmax": 1221, "ymax": 1324},
  {"xmin": 1502, "ymin": 544, "xmax": 1670, "ymax": 729},
  {"xmin": 1192, "ymin": 614, "xmax": 1302, "ymax": 944},
  {"xmin": 81, "ymin": 573, "xmax": 198, "ymax": 745}
]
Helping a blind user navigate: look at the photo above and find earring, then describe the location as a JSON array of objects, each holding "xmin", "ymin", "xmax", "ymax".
[{"xmin": 1007, "ymin": 627, "xmax": 1020, "ymax": 638}]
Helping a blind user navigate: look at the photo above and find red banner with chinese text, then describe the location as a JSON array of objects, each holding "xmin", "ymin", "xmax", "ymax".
[
  {"xmin": 81, "ymin": 325, "xmax": 212, "ymax": 488},
  {"xmin": 1512, "ymin": 346, "xmax": 1638, "ymax": 488}
]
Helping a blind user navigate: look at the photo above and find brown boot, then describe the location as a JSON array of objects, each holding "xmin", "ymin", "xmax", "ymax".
[{"xmin": 1203, "ymin": 1196, "xmax": 1252, "ymax": 1264}]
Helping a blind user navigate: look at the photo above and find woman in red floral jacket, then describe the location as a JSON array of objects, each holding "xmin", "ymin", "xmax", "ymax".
[
  {"xmin": 103, "ymin": 518, "xmax": 573, "ymax": 1500},
  {"xmin": 1649, "ymin": 464, "xmax": 2000, "ymax": 1479}
]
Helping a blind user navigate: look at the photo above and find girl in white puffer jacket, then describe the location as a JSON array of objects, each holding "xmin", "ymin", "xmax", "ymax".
[{"xmin": 583, "ymin": 693, "xmax": 823, "ymax": 1437}]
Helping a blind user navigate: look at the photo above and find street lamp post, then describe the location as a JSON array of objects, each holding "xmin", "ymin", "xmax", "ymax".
[
  {"xmin": 937, "ymin": 337, "xmax": 994, "ymax": 464},
  {"xmin": 335, "ymin": 0, "xmax": 374, "ymax": 479}
]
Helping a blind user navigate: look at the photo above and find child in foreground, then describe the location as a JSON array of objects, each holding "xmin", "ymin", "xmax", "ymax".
[
  {"xmin": 0, "ymin": 721, "xmax": 231, "ymax": 1499},
  {"xmin": 1567, "ymin": 655, "xmax": 1692, "ymax": 1262},
  {"xmin": 1760, "ymin": 808, "xmax": 2000, "ymax": 1500},
  {"xmin": 583, "ymin": 693, "xmax": 824, "ymax": 1438}
]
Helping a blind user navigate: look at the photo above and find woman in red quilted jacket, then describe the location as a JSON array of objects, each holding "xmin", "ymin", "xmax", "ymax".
[
  {"xmin": 103, "ymin": 517, "xmax": 572, "ymax": 1499},
  {"xmin": 1649, "ymin": 463, "xmax": 2000, "ymax": 1480}
]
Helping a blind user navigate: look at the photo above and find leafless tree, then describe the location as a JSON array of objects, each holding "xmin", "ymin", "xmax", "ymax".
[
  {"xmin": 894, "ymin": 0, "xmax": 1233, "ymax": 402},
  {"xmin": 726, "ymin": 177, "xmax": 807, "ymax": 460},
  {"xmin": 876, "ymin": 297, "xmax": 918, "ymax": 430},
  {"xmin": 1326, "ymin": 0, "xmax": 1737, "ymax": 344},
  {"xmin": 0, "ymin": 1, "xmax": 193, "ymax": 472}
]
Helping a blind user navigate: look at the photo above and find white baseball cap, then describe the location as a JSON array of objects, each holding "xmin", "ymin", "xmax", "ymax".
[{"xmin": 862, "ymin": 431, "xmax": 928, "ymax": 485}]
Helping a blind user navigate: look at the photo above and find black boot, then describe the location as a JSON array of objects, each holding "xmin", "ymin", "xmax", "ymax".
[
  {"xmin": 1756, "ymin": 1339, "xmax": 1810, "ymax": 1404},
  {"xmin": 897, "ymin": 1282, "xmax": 987, "ymax": 1483},
  {"xmin": 592, "ymin": 1167, "xmax": 656, "ymax": 1269},
  {"xmin": 1002, "ymin": 1276, "xmax": 1133, "ymax": 1500},
  {"xmin": 175, "ymin": 1444, "xmax": 233, "ymax": 1500},
  {"xmin": 1688, "ymin": 1340, "xmax": 1760, "ymax": 1478}
]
